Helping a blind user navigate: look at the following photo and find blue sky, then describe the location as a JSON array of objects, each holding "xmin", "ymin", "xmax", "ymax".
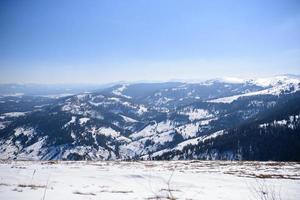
[{"xmin": 1, "ymin": 0, "xmax": 300, "ymax": 83}]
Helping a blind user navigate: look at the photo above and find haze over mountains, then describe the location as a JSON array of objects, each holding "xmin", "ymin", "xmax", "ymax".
[{"xmin": 0, "ymin": 74, "xmax": 299, "ymax": 161}]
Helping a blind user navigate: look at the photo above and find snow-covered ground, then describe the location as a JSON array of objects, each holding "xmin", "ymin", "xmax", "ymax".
[{"xmin": 0, "ymin": 161, "xmax": 299, "ymax": 200}]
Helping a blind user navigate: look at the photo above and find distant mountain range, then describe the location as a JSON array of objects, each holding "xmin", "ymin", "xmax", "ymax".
[{"xmin": 0, "ymin": 75, "xmax": 299, "ymax": 161}]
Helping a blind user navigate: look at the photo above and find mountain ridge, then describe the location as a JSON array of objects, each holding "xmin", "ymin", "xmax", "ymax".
[{"xmin": 0, "ymin": 75, "xmax": 299, "ymax": 161}]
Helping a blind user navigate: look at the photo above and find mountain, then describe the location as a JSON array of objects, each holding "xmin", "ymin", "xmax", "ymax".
[{"xmin": 0, "ymin": 75, "xmax": 299, "ymax": 161}]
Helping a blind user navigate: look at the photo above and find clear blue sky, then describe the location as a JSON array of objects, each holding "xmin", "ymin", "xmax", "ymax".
[{"xmin": 1, "ymin": 0, "xmax": 300, "ymax": 83}]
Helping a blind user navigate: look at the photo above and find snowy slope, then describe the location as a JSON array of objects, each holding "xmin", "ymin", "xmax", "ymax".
[
  {"xmin": 209, "ymin": 75, "xmax": 300, "ymax": 103},
  {"xmin": 0, "ymin": 161, "xmax": 299, "ymax": 200},
  {"xmin": 0, "ymin": 74, "xmax": 300, "ymax": 161}
]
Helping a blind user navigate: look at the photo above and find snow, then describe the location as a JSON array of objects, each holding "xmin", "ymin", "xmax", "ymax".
[
  {"xmin": 61, "ymin": 104, "xmax": 72, "ymax": 112},
  {"xmin": 79, "ymin": 117, "xmax": 89, "ymax": 125},
  {"xmin": 125, "ymin": 122, "xmax": 223, "ymax": 158},
  {"xmin": 0, "ymin": 139, "xmax": 19, "ymax": 159},
  {"xmin": 92, "ymin": 127, "xmax": 120, "ymax": 138},
  {"xmin": 119, "ymin": 141, "xmax": 144, "ymax": 158},
  {"xmin": 62, "ymin": 146, "xmax": 103, "ymax": 159},
  {"xmin": 203, "ymin": 130, "xmax": 225, "ymax": 141},
  {"xmin": 175, "ymin": 119, "xmax": 215, "ymax": 140},
  {"xmin": 156, "ymin": 121, "xmax": 173, "ymax": 132},
  {"xmin": 172, "ymin": 130, "xmax": 224, "ymax": 151},
  {"xmin": 199, "ymin": 119, "xmax": 214, "ymax": 125},
  {"xmin": 0, "ymin": 93, "xmax": 24, "ymax": 97},
  {"xmin": 33, "ymin": 104, "xmax": 50, "ymax": 108},
  {"xmin": 181, "ymin": 109, "xmax": 213, "ymax": 121},
  {"xmin": 2, "ymin": 112, "xmax": 26, "ymax": 118},
  {"xmin": 205, "ymin": 75, "xmax": 300, "ymax": 87},
  {"xmin": 155, "ymin": 97, "xmax": 173, "ymax": 105},
  {"xmin": 88, "ymin": 101, "xmax": 102, "ymax": 106},
  {"xmin": 17, "ymin": 138, "xmax": 46, "ymax": 160},
  {"xmin": 274, "ymin": 119, "xmax": 288, "ymax": 126},
  {"xmin": 14, "ymin": 127, "xmax": 35, "ymax": 137},
  {"xmin": 76, "ymin": 94, "xmax": 90, "ymax": 100},
  {"xmin": 215, "ymin": 77, "xmax": 246, "ymax": 84},
  {"xmin": 137, "ymin": 105, "xmax": 148, "ymax": 115},
  {"xmin": 123, "ymin": 130, "xmax": 174, "ymax": 158},
  {"xmin": 202, "ymin": 77, "xmax": 246, "ymax": 85},
  {"xmin": 175, "ymin": 123, "xmax": 199, "ymax": 139},
  {"xmin": 112, "ymin": 84, "xmax": 131, "ymax": 99},
  {"xmin": 175, "ymin": 137, "xmax": 201, "ymax": 151},
  {"xmin": 152, "ymin": 130, "xmax": 174, "ymax": 145},
  {"xmin": 120, "ymin": 115, "xmax": 137, "ymax": 123},
  {"xmin": 209, "ymin": 82, "xmax": 300, "ymax": 103},
  {"xmin": 259, "ymin": 123, "xmax": 268, "ymax": 128},
  {"xmin": 0, "ymin": 160, "xmax": 299, "ymax": 200},
  {"xmin": 63, "ymin": 116, "xmax": 76, "ymax": 128},
  {"xmin": 117, "ymin": 136, "xmax": 132, "ymax": 143},
  {"xmin": 258, "ymin": 115, "xmax": 300, "ymax": 129},
  {"xmin": 130, "ymin": 121, "xmax": 174, "ymax": 140},
  {"xmin": 130, "ymin": 124, "xmax": 157, "ymax": 140},
  {"xmin": 207, "ymin": 75, "xmax": 300, "ymax": 103},
  {"xmin": 123, "ymin": 122, "xmax": 176, "ymax": 158},
  {"xmin": 0, "ymin": 135, "xmax": 46, "ymax": 160},
  {"xmin": 41, "ymin": 93, "xmax": 74, "ymax": 98},
  {"xmin": 0, "ymin": 121, "xmax": 10, "ymax": 130},
  {"xmin": 251, "ymin": 75, "xmax": 300, "ymax": 87}
]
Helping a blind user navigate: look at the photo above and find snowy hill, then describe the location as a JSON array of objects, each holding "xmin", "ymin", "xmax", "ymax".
[{"xmin": 0, "ymin": 75, "xmax": 300, "ymax": 161}]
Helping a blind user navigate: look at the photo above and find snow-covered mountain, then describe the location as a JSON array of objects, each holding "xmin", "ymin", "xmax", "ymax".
[{"xmin": 0, "ymin": 75, "xmax": 299, "ymax": 161}]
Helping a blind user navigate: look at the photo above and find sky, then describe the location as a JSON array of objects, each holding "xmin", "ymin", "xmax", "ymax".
[{"xmin": 0, "ymin": 0, "xmax": 300, "ymax": 84}]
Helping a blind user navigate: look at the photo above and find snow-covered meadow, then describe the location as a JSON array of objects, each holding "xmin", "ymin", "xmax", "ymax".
[{"xmin": 0, "ymin": 161, "xmax": 299, "ymax": 200}]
